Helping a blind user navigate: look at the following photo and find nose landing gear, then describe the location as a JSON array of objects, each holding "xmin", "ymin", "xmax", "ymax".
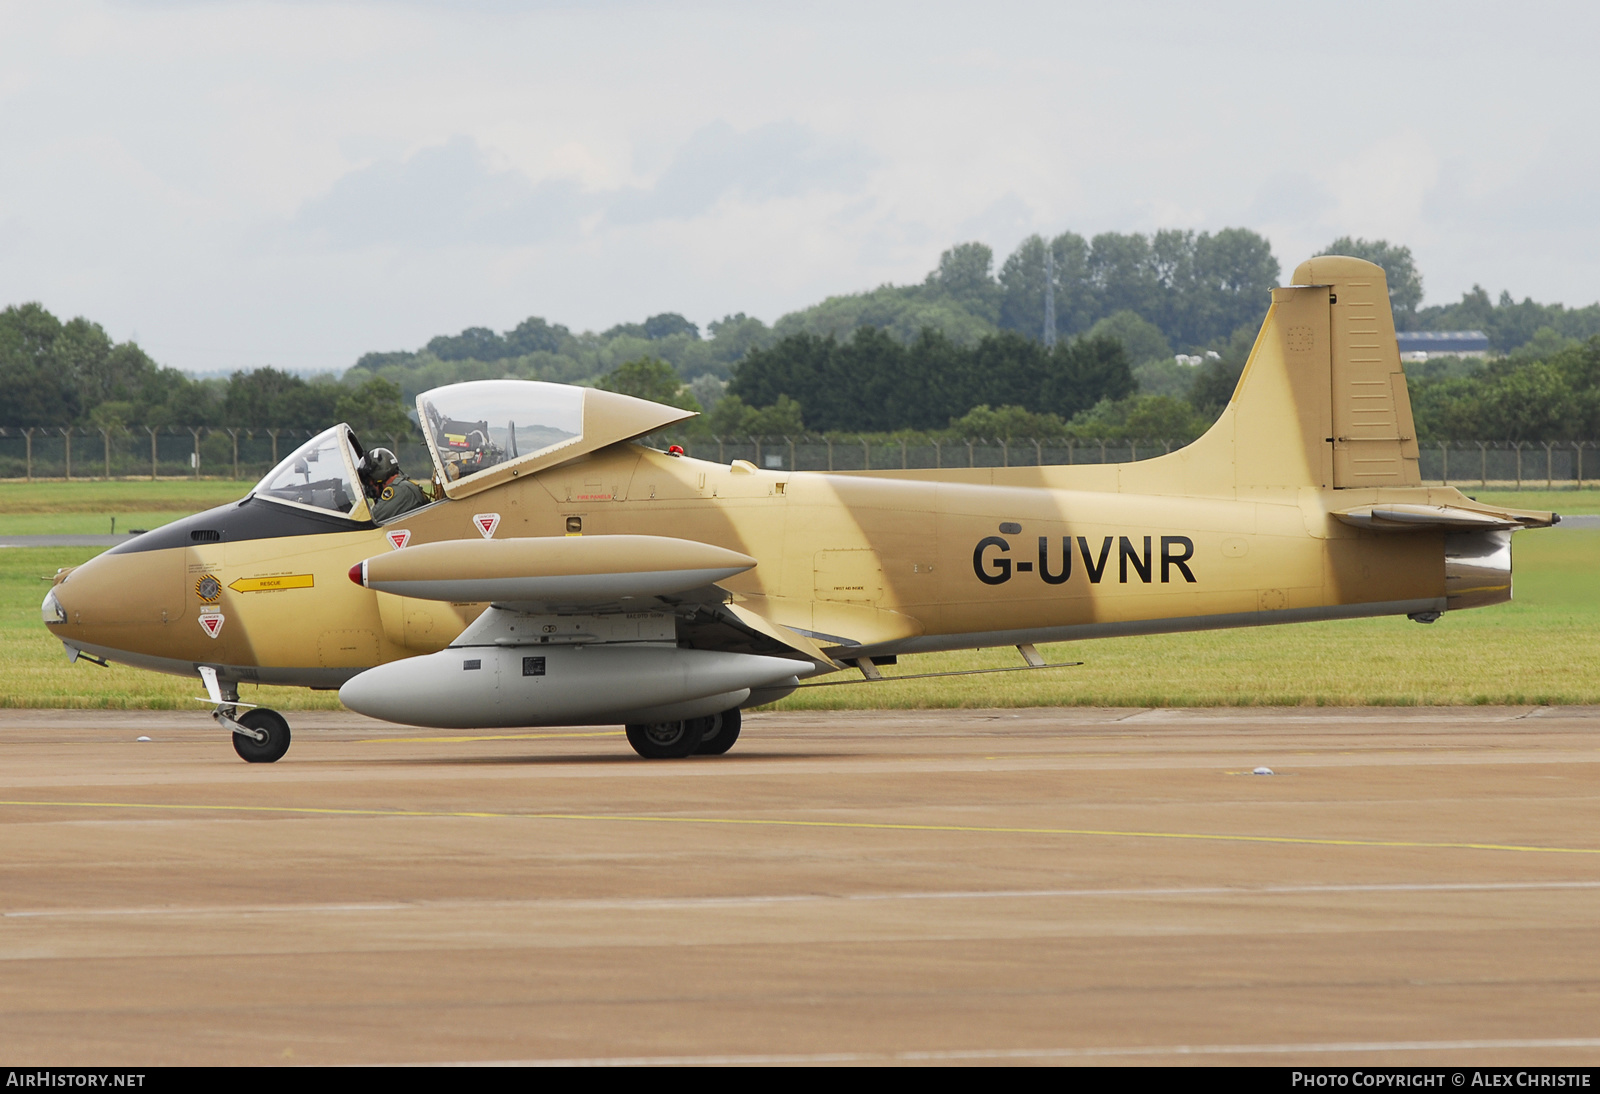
[
  {"xmin": 230, "ymin": 709, "xmax": 292, "ymax": 763},
  {"xmin": 197, "ymin": 665, "xmax": 292, "ymax": 763}
]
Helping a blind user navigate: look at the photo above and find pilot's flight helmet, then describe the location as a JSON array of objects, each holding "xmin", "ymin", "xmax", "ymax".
[{"xmin": 359, "ymin": 448, "xmax": 401, "ymax": 487}]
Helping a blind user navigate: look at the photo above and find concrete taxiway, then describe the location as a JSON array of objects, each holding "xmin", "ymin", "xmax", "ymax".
[{"xmin": 2, "ymin": 705, "xmax": 1599, "ymax": 1066}]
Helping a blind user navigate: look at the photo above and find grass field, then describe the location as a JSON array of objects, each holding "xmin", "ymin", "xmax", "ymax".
[
  {"xmin": 1, "ymin": 480, "xmax": 1596, "ymax": 536},
  {"xmin": 3, "ymin": 527, "xmax": 1595, "ymax": 710},
  {"xmin": 0, "ymin": 480, "xmax": 246, "ymax": 536}
]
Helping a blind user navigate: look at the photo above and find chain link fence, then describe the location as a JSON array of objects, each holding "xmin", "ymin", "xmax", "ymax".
[
  {"xmin": 0, "ymin": 428, "xmax": 1595, "ymax": 489},
  {"xmin": 0, "ymin": 427, "xmax": 432, "ymax": 484}
]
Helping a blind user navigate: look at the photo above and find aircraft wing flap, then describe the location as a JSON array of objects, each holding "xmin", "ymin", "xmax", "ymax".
[
  {"xmin": 723, "ymin": 602, "xmax": 844, "ymax": 670},
  {"xmin": 1332, "ymin": 503, "xmax": 1552, "ymax": 532}
]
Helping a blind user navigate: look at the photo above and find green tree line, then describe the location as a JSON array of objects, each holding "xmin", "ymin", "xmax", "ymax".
[{"xmin": 8, "ymin": 230, "xmax": 1600, "ymax": 450}]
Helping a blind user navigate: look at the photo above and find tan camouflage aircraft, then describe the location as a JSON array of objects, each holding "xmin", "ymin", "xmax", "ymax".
[{"xmin": 42, "ymin": 256, "xmax": 1557, "ymax": 762}]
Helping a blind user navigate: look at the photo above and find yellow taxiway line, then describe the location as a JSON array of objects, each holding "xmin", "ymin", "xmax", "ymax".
[{"xmin": 2, "ymin": 798, "xmax": 1599, "ymax": 856}]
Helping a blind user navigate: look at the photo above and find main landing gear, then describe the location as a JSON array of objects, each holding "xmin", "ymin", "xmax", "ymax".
[{"xmin": 625, "ymin": 707, "xmax": 742, "ymax": 760}]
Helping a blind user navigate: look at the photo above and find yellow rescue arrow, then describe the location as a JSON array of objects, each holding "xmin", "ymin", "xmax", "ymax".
[{"xmin": 228, "ymin": 574, "xmax": 314, "ymax": 593}]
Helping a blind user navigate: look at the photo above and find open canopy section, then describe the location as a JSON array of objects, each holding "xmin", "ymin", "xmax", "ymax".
[
  {"xmin": 421, "ymin": 381, "xmax": 584, "ymax": 487},
  {"xmin": 418, "ymin": 380, "xmax": 698, "ymax": 499},
  {"xmin": 250, "ymin": 424, "xmax": 371, "ymax": 521}
]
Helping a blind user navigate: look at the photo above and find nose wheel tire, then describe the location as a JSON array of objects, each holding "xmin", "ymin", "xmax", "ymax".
[
  {"xmin": 231, "ymin": 709, "xmax": 291, "ymax": 763},
  {"xmin": 625, "ymin": 719, "xmax": 704, "ymax": 759},
  {"xmin": 693, "ymin": 708, "xmax": 742, "ymax": 756}
]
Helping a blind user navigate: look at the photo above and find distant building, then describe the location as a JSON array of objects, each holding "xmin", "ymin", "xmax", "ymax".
[{"xmin": 1396, "ymin": 331, "xmax": 1490, "ymax": 362}]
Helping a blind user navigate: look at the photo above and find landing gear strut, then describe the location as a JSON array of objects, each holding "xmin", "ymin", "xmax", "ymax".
[{"xmin": 625, "ymin": 706, "xmax": 743, "ymax": 759}]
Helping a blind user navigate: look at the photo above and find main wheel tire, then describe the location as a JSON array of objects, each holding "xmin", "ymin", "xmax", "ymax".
[
  {"xmin": 231, "ymin": 709, "xmax": 291, "ymax": 763},
  {"xmin": 693, "ymin": 707, "xmax": 742, "ymax": 756},
  {"xmin": 625, "ymin": 719, "xmax": 704, "ymax": 759}
]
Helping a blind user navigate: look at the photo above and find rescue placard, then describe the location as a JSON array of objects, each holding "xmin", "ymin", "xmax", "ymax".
[{"xmin": 228, "ymin": 575, "xmax": 315, "ymax": 593}]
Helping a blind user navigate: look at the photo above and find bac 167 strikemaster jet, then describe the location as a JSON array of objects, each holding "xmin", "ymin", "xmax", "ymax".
[{"xmin": 41, "ymin": 257, "xmax": 1558, "ymax": 763}]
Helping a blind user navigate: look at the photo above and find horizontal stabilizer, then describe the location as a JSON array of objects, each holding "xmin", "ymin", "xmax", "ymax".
[
  {"xmin": 1333, "ymin": 503, "xmax": 1555, "ymax": 532},
  {"xmin": 352, "ymin": 535, "xmax": 756, "ymax": 606}
]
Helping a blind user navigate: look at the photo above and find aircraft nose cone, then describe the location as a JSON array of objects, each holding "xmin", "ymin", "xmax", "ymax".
[{"xmin": 44, "ymin": 544, "xmax": 187, "ymax": 638}]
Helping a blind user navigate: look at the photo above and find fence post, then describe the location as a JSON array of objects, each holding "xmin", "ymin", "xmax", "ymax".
[
  {"xmin": 752, "ymin": 436, "xmax": 761, "ymax": 468},
  {"xmin": 269, "ymin": 428, "xmax": 280, "ymax": 467},
  {"xmin": 1440, "ymin": 442, "xmax": 1448, "ymax": 486},
  {"xmin": 147, "ymin": 427, "xmax": 157, "ymax": 480},
  {"xmin": 826, "ymin": 437, "xmax": 833, "ymax": 472},
  {"xmin": 1478, "ymin": 441, "xmax": 1487, "ymax": 487},
  {"xmin": 228, "ymin": 429, "xmax": 239, "ymax": 481},
  {"xmin": 101, "ymin": 428, "xmax": 113, "ymax": 480},
  {"xmin": 932, "ymin": 439, "xmax": 940, "ymax": 469},
  {"xmin": 1515, "ymin": 442, "xmax": 1522, "ymax": 489},
  {"xmin": 1068, "ymin": 440, "xmax": 1075, "ymax": 465},
  {"xmin": 23, "ymin": 428, "xmax": 32, "ymax": 482},
  {"xmin": 1581, "ymin": 442, "xmax": 1588, "ymax": 488},
  {"xmin": 1099, "ymin": 439, "xmax": 1107, "ymax": 464},
  {"xmin": 1000, "ymin": 438, "xmax": 1009, "ymax": 467},
  {"xmin": 900, "ymin": 437, "xmax": 907, "ymax": 469},
  {"xmin": 63, "ymin": 428, "xmax": 72, "ymax": 481},
  {"xmin": 1544, "ymin": 442, "xmax": 1554, "ymax": 488},
  {"xmin": 191, "ymin": 427, "xmax": 203, "ymax": 480},
  {"xmin": 789, "ymin": 436, "xmax": 796, "ymax": 471},
  {"xmin": 1130, "ymin": 439, "xmax": 1138, "ymax": 462},
  {"xmin": 966, "ymin": 438, "xmax": 975, "ymax": 468},
  {"xmin": 1034, "ymin": 438, "xmax": 1043, "ymax": 465}
]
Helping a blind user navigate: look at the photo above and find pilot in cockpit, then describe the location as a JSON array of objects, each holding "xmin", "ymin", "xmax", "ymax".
[{"xmin": 358, "ymin": 447, "xmax": 429, "ymax": 523}]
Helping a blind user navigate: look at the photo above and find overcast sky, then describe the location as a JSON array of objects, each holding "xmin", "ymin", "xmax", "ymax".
[{"xmin": 3, "ymin": 0, "xmax": 1598, "ymax": 374}]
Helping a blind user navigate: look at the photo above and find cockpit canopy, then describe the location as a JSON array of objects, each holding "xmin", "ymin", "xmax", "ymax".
[
  {"xmin": 250, "ymin": 424, "xmax": 371, "ymax": 522},
  {"xmin": 418, "ymin": 381, "xmax": 585, "ymax": 490},
  {"xmin": 250, "ymin": 381, "xmax": 697, "ymax": 515}
]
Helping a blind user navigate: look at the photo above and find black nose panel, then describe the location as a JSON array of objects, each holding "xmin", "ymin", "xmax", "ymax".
[{"xmin": 107, "ymin": 498, "xmax": 375, "ymax": 555}]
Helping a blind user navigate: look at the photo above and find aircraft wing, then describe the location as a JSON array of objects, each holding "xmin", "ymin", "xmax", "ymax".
[
  {"xmin": 1331, "ymin": 503, "xmax": 1557, "ymax": 532},
  {"xmin": 352, "ymin": 535, "xmax": 843, "ymax": 674}
]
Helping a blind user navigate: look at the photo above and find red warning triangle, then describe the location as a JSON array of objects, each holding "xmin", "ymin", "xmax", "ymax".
[
  {"xmin": 474, "ymin": 513, "xmax": 500, "ymax": 539},
  {"xmin": 386, "ymin": 529, "xmax": 411, "ymax": 550},
  {"xmin": 199, "ymin": 614, "xmax": 224, "ymax": 639}
]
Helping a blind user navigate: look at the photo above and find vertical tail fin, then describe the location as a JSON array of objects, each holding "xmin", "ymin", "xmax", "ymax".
[{"xmin": 1134, "ymin": 255, "xmax": 1421, "ymax": 496}]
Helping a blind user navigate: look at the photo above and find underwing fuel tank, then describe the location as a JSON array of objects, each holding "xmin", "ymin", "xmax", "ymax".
[{"xmin": 339, "ymin": 645, "xmax": 803, "ymax": 728}]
